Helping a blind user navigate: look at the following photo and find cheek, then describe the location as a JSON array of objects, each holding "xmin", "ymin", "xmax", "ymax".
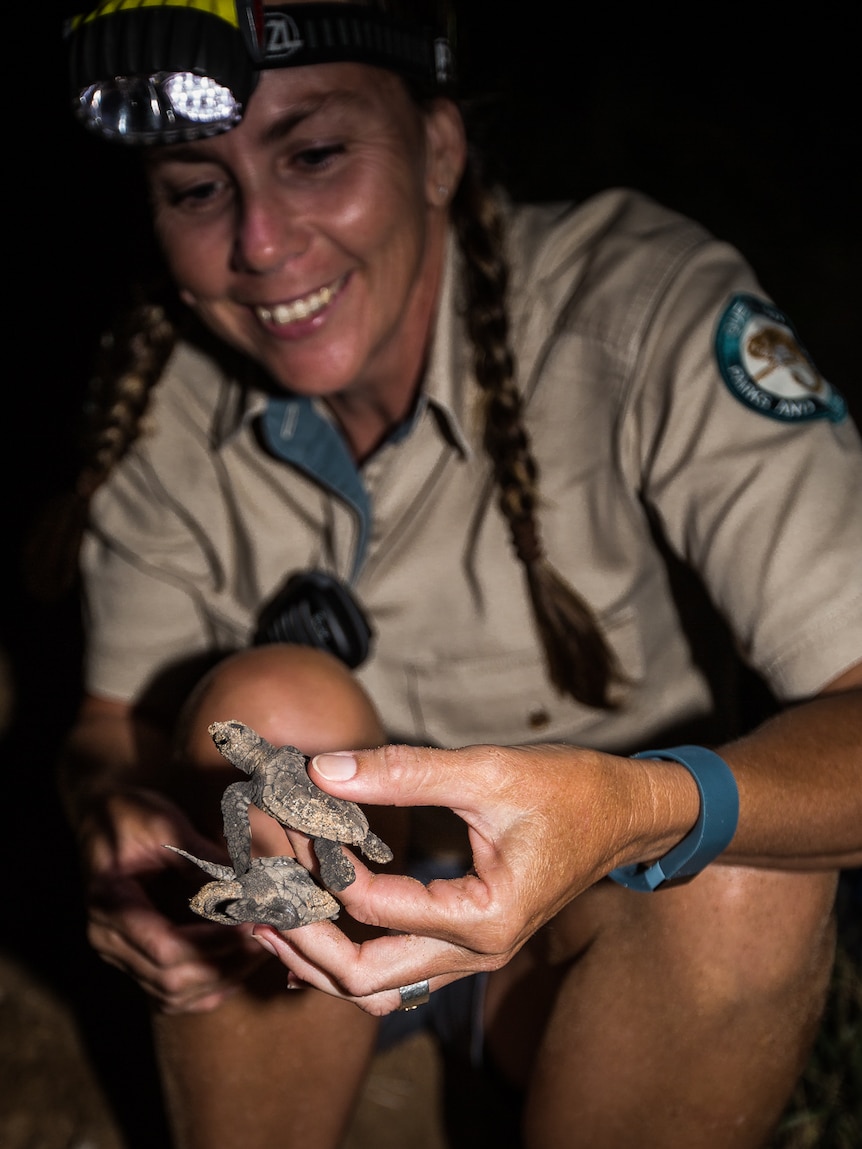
[
  {"xmin": 168, "ymin": 246, "xmax": 216, "ymax": 302},
  {"xmin": 317, "ymin": 139, "xmax": 428, "ymax": 246},
  {"xmin": 154, "ymin": 219, "xmax": 227, "ymax": 303},
  {"xmin": 330, "ymin": 168, "xmax": 428, "ymax": 277}
]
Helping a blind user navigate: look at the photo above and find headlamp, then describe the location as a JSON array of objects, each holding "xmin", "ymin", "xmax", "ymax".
[{"xmin": 65, "ymin": 1, "xmax": 455, "ymax": 146}]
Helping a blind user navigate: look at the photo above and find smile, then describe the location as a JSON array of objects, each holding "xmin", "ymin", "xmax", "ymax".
[{"xmin": 255, "ymin": 277, "xmax": 346, "ymax": 326}]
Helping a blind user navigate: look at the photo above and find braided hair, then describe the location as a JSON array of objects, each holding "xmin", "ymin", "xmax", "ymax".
[
  {"xmin": 450, "ymin": 159, "xmax": 623, "ymax": 708},
  {"xmin": 23, "ymin": 292, "xmax": 177, "ymax": 603}
]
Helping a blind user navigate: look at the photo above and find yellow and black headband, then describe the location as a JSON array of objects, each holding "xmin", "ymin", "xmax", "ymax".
[{"xmin": 66, "ymin": 0, "xmax": 454, "ymax": 145}]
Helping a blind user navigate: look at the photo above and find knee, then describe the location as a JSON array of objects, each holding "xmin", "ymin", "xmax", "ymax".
[
  {"xmin": 178, "ymin": 644, "xmax": 384, "ymax": 764},
  {"xmin": 672, "ymin": 867, "xmax": 839, "ymax": 1018}
]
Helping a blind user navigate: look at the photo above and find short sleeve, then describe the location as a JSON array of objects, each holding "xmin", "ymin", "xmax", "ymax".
[
  {"xmin": 81, "ymin": 449, "xmax": 242, "ymax": 704},
  {"xmin": 629, "ymin": 243, "xmax": 862, "ymax": 699}
]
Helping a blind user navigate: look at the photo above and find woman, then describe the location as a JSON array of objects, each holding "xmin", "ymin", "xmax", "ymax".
[{"xmin": 58, "ymin": 2, "xmax": 862, "ymax": 1147}]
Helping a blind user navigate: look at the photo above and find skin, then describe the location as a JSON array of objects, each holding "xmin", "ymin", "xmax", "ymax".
[{"xmin": 60, "ymin": 18, "xmax": 862, "ymax": 1149}]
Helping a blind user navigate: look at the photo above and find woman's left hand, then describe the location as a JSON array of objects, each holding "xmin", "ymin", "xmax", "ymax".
[{"xmin": 251, "ymin": 742, "xmax": 698, "ymax": 1015}]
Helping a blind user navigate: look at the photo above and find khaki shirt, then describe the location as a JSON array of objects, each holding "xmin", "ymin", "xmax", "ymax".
[{"xmin": 82, "ymin": 189, "xmax": 862, "ymax": 752}]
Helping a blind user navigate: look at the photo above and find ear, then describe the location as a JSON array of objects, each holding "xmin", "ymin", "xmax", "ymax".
[{"xmin": 422, "ymin": 98, "xmax": 467, "ymax": 208}]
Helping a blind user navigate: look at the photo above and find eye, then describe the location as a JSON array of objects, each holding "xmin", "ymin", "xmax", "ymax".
[
  {"xmin": 147, "ymin": 161, "xmax": 231, "ymax": 213},
  {"xmin": 293, "ymin": 144, "xmax": 345, "ymax": 171},
  {"xmin": 168, "ymin": 178, "xmax": 226, "ymax": 208}
]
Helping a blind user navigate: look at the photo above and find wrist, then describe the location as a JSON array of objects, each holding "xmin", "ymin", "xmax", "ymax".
[{"xmin": 609, "ymin": 746, "xmax": 740, "ymax": 892}]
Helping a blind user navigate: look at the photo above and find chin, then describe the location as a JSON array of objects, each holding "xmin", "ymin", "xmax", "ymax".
[{"xmin": 265, "ymin": 348, "xmax": 364, "ymax": 397}]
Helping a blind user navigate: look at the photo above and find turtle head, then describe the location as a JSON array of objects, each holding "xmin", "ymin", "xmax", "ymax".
[
  {"xmin": 208, "ymin": 719, "xmax": 258, "ymax": 774},
  {"xmin": 189, "ymin": 879, "xmax": 246, "ymax": 925}
]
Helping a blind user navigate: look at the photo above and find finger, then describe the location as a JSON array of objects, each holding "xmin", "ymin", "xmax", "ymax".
[
  {"xmin": 88, "ymin": 885, "xmax": 268, "ymax": 1006},
  {"xmin": 261, "ymin": 899, "xmax": 507, "ymax": 990},
  {"xmin": 153, "ymin": 942, "xmax": 270, "ymax": 1013},
  {"xmin": 280, "ymin": 826, "xmax": 318, "ymax": 872},
  {"xmin": 91, "ymin": 890, "xmax": 224, "ymax": 963},
  {"xmin": 322, "ymin": 860, "xmax": 525, "ymax": 959},
  {"xmin": 252, "ymin": 922, "xmax": 479, "ymax": 1016},
  {"xmin": 308, "ymin": 744, "xmax": 498, "ymax": 814},
  {"xmin": 94, "ymin": 915, "xmax": 269, "ymax": 1011}
]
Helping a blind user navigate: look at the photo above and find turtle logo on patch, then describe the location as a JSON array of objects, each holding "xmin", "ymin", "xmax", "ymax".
[{"xmin": 715, "ymin": 294, "xmax": 846, "ymax": 423}]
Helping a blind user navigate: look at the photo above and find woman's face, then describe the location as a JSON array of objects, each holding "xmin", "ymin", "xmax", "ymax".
[{"xmin": 145, "ymin": 62, "xmax": 463, "ymax": 408}]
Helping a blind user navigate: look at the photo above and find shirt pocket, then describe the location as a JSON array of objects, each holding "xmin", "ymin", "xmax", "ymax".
[{"xmin": 406, "ymin": 607, "xmax": 644, "ymax": 748}]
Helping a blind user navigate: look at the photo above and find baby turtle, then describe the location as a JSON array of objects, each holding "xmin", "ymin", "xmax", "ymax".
[
  {"xmin": 164, "ymin": 845, "xmax": 340, "ymax": 930},
  {"xmin": 209, "ymin": 720, "xmax": 393, "ymax": 892}
]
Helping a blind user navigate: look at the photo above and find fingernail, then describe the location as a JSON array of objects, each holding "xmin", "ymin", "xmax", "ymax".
[
  {"xmin": 253, "ymin": 931, "xmax": 279, "ymax": 958},
  {"xmin": 312, "ymin": 752, "xmax": 357, "ymax": 781}
]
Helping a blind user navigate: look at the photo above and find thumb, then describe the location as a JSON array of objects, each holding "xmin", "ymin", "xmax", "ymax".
[{"xmin": 309, "ymin": 743, "xmax": 474, "ymax": 810}]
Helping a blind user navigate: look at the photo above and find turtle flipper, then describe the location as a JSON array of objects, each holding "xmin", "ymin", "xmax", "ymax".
[
  {"xmin": 313, "ymin": 837, "xmax": 356, "ymax": 891},
  {"xmin": 221, "ymin": 780, "xmax": 254, "ymax": 875},
  {"xmin": 162, "ymin": 844, "xmax": 235, "ymax": 881},
  {"xmin": 359, "ymin": 830, "xmax": 395, "ymax": 865}
]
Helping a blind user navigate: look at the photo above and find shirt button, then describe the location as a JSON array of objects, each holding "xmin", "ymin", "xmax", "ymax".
[{"xmin": 528, "ymin": 708, "xmax": 550, "ymax": 730}]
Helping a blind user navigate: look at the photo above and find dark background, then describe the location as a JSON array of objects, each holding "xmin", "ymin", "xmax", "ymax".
[{"xmin": 2, "ymin": 5, "xmax": 859, "ymax": 1145}]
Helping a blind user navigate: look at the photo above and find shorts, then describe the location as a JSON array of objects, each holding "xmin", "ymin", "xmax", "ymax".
[{"xmin": 377, "ymin": 969, "xmax": 488, "ymax": 1070}]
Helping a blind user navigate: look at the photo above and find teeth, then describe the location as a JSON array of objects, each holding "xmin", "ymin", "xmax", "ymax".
[{"xmin": 256, "ymin": 280, "xmax": 339, "ymax": 326}]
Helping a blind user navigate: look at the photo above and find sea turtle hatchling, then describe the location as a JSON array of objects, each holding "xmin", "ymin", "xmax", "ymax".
[
  {"xmin": 209, "ymin": 719, "xmax": 394, "ymax": 892},
  {"xmin": 164, "ymin": 846, "xmax": 340, "ymax": 929}
]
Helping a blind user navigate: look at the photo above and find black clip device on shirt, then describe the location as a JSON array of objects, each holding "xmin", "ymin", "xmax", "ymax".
[{"xmin": 254, "ymin": 570, "xmax": 372, "ymax": 669}]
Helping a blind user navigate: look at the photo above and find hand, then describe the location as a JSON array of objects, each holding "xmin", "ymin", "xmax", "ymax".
[
  {"xmin": 252, "ymin": 742, "xmax": 682, "ymax": 1015},
  {"xmin": 79, "ymin": 786, "xmax": 266, "ymax": 1013}
]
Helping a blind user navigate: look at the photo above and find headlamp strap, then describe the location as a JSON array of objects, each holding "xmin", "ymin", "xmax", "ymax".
[{"xmin": 258, "ymin": 4, "xmax": 454, "ymax": 89}]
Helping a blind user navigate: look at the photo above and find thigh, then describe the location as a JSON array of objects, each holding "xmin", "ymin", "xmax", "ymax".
[
  {"xmin": 153, "ymin": 961, "xmax": 381, "ymax": 1149},
  {"xmin": 486, "ymin": 866, "xmax": 839, "ymax": 1149}
]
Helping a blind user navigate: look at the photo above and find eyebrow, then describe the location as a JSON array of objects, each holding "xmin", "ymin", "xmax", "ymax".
[
  {"xmin": 147, "ymin": 90, "xmax": 370, "ymax": 166},
  {"xmin": 258, "ymin": 90, "xmax": 368, "ymax": 147}
]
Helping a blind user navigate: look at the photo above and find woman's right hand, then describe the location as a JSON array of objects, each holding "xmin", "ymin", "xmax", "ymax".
[{"xmin": 78, "ymin": 785, "xmax": 266, "ymax": 1013}]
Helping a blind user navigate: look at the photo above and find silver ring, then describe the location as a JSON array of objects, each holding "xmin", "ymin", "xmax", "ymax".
[{"xmin": 397, "ymin": 979, "xmax": 431, "ymax": 1011}]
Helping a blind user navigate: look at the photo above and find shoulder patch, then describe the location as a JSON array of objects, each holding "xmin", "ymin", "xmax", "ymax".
[{"xmin": 715, "ymin": 293, "xmax": 846, "ymax": 423}]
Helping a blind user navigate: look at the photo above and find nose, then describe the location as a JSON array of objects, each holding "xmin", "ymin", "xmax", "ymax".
[{"xmin": 232, "ymin": 190, "xmax": 308, "ymax": 274}]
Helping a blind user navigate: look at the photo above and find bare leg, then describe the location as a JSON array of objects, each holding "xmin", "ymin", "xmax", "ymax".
[
  {"xmin": 154, "ymin": 645, "xmax": 395, "ymax": 1149},
  {"xmin": 485, "ymin": 866, "xmax": 838, "ymax": 1149},
  {"xmin": 154, "ymin": 968, "xmax": 380, "ymax": 1149}
]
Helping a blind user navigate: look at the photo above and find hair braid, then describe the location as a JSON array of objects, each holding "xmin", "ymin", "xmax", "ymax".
[
  {"xmin": 451, "ymin": 159, "xmax": 624, "ymax": 709},
  {"xmin": 24, "ymin": 297, "xmax": 177, "ymax": 603}
]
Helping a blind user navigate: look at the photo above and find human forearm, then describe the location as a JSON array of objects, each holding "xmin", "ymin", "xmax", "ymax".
[{"xmin": 717, "ymin": 669, "xmax": 862, "ymax": 869}]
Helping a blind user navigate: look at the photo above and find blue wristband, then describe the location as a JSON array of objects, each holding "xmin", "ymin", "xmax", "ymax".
[{"xmin": 608, "ymin": 745, "xmax": 739, "ymax": 892}]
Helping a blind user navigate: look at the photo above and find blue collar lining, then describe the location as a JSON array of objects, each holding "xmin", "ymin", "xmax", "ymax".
[{"xmin": 260, "ymin": 396, "xmax": 370, "ymax": 580}]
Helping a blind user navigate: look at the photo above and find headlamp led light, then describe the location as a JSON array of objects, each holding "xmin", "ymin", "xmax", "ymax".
[
  {"xmin": 66, "ymin": 1, "xmax": 454, "ymax": 146},
  {"xmin": 67, "ymin": 0, "xmax": 259, "ymax": 144}
]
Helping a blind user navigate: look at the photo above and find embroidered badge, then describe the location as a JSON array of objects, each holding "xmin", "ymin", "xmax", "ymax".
[{"xmin": 715, "ymin": 293, "xmax": 846, "ymax": 423}]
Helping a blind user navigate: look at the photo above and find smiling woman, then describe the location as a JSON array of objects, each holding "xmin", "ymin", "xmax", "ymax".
[{"xmin": 47, "ymin": 2, "xmax": 862, "ymax": 1148}]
